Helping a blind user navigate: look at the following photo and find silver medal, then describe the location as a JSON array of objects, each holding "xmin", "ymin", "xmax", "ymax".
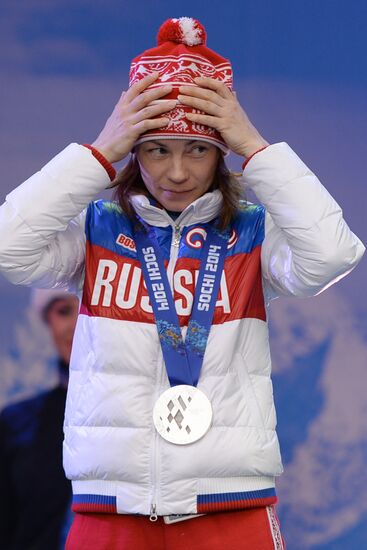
[{"xmin": 153, "ymin": 385, "xmax": 212, "ymax": 445}]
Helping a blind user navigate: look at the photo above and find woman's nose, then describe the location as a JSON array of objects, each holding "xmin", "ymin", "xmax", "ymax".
[{"xmin": 167, "ymin": 158, "xmax": 189, "ymax": 183}]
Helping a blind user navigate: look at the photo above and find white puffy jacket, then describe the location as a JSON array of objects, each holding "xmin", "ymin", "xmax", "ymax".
[{"xmin": 0, "ymin": 142, "xmax": 364, "ymax": 517}]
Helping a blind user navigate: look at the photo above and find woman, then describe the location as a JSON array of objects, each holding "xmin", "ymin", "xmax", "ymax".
[{"xmin": 0, "ymin": 17, "xmax": 364, "ymax": 550}]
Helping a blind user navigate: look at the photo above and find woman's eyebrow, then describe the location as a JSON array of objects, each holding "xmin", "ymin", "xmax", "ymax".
[{"xmin": 148, "ymin": 140, "xmax": 203, "ymax": 147}]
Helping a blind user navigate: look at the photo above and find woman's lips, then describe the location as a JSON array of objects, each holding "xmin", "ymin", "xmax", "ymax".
[{"xmin": 162, "ymin": 188, "xmax": 194, "ymax": 194}]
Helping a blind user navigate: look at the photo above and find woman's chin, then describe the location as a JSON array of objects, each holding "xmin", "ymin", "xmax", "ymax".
[
  {"xmin": 159, "ymin": 191, "xmax": 197, "ymax": 212},
  {"xmin": 163, "ymin": 203, "xmax": 189, "ymax": 213}
]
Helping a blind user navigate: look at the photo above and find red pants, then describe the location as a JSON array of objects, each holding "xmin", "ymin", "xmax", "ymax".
[{"xmin": 66, "ymin": 505, "xmax": 285, "ymax": 549}]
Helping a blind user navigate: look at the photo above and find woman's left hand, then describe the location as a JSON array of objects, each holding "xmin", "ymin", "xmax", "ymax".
[{"xmin": 178, "ymin": 76, "xmax": 269, "ymax": 158}]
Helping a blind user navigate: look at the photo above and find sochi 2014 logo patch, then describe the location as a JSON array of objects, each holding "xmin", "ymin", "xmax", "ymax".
[
  {"xmin": 186, "ymin": 227, "xmax": 238, "ymax": 250},
  {"xmin": 116, "ymin": 233, "xmax": 136, "ymax": 252}
]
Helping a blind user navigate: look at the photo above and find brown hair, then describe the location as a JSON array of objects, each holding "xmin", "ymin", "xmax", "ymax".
[{"xmin": 107, "ymin": 152, "xmax": 246, "ymax": 230}]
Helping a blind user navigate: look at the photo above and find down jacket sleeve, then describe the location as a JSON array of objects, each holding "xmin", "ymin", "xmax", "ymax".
[
  {"xmin": 241, "ymin": 142, "xmax": 365, "ymax": 302},
  {"xmin": 0, "ymin": 143, "xmax": 110, "ymax": 293}
]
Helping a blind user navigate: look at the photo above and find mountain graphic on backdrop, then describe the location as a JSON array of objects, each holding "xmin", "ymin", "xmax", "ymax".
[{"xmin": 270, "ymin": 287, "xmax": 367, "ymax": 549}]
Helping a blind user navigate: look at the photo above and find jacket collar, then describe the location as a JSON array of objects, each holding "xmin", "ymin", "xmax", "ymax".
[{"xmin": 130, "ymin": 189, "xmax": 223, "ymax": 228}]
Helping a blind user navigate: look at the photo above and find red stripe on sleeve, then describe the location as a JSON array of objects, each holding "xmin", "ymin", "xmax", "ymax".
[
  {"xmin": 242, "ymin": 145, "xmax": 270, "ymax": 171},
  {"xmin": 83, "ymin": 144, "xmax": 117, "ymax": 181}
]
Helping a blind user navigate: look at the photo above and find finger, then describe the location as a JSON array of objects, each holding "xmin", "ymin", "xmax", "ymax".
[
  {"xmin": 124, "ymin": 72, "xmax": 161, "ymax": 102},
  {"xmin": 131, "ymin": 85, "xmax": 173, "ymax": 110},
  {"xmin": 178, "ymin": 85, "xmax": 225, "ymax": 107},
  {"xmin": 132, "ymin": 100, "xmax": 178, "ymax": 124},
  {"xmin": 185, "ymin": 111, "xmax": 220, "ymax": 129},
  {"xmin": 134, "ymin": 116, "xmax": 170, "ymax": 133},
  {"xmin": 177, "ymin": 94, "xmax": 221, "ymax": 116},
  {"xmin": 193, "ymin": 77, "xmax": 233, "ymax": 99},
  {"xmin": 112, "ymin": 90, "xmax": 127, "ymax": 112}
]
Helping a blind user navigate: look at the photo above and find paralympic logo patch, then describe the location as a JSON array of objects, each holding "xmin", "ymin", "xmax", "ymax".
[{"xmin": 186, "ymin": 227, "xmax": 238, "ymax": 250}]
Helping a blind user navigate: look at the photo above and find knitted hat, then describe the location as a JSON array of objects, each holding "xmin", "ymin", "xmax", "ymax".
[
  {"xmin": 30, "ymin": 288, "xmax": 77, "ymax": 323},
  {"xmin": 129, "ymin": 17, "xmax": 233, "ymax": 153}
]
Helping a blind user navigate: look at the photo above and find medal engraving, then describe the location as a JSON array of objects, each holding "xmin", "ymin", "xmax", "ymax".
[{"xmin": 153, "ymin": 385, "xmax": 212, "ymax": 445}]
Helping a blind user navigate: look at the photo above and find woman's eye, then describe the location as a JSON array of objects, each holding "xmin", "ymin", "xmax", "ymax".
[
  {"xmin": 191, "ymin": 146, "xmax": 208, "ymax": 155},
  {"xmin": 148, "ymin": 147, "xmax": 167, "ymax": 155}
]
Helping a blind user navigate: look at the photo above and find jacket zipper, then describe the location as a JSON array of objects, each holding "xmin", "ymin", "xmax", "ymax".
[
  {"xmin": 149, "ymin": 223, "xmax": 182, "ymax": 521},
  {"xmin": 167, "ymin": 224, "xmax": 181, "ymax": 287},
  {"xmin": 149, "ymin": 503, "xmax": 158, "ymax": 522},
  {"xmin": 150, "ymin": 357, "xmax": 161, "ymax": 521}
]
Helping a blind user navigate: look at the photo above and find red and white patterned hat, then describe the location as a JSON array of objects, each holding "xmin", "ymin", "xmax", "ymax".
[{"xmin": 130, "ymin": 17, "xmax": 233, "ymax": 153}]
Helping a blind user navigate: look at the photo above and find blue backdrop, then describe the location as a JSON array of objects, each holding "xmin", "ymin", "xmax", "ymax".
[{"xmin": 0, "ymin": 1, "xmax": 366, "ymax": 548}]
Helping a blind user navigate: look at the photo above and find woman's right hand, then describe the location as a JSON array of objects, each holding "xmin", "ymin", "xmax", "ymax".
[{"xmin": 91, "ymin": 72, "xmax": 176, "ymax": 164}]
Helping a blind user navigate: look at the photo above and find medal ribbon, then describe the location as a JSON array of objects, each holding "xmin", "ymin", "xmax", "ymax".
[{"xmin": 134, "ymin": 221, "xmax": 229, "ymax": 387}]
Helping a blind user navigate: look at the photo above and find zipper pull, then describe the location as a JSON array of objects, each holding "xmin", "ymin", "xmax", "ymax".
[
  {"xmin": 173, "ymin": 225, "xmax": 181, "ymax": 248},
  {"xmin": 150, "ymin": 503, "xmax": 158, "ymax": 522}
]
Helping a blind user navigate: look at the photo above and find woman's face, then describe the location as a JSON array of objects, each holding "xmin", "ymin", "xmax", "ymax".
[
  {"xmin": 136, "ymin": 139, "xmax": 220, "ymax": 212},
  {"xmin": 45, "ymin": 296, "xmax": 79, "ymax": 364}
]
